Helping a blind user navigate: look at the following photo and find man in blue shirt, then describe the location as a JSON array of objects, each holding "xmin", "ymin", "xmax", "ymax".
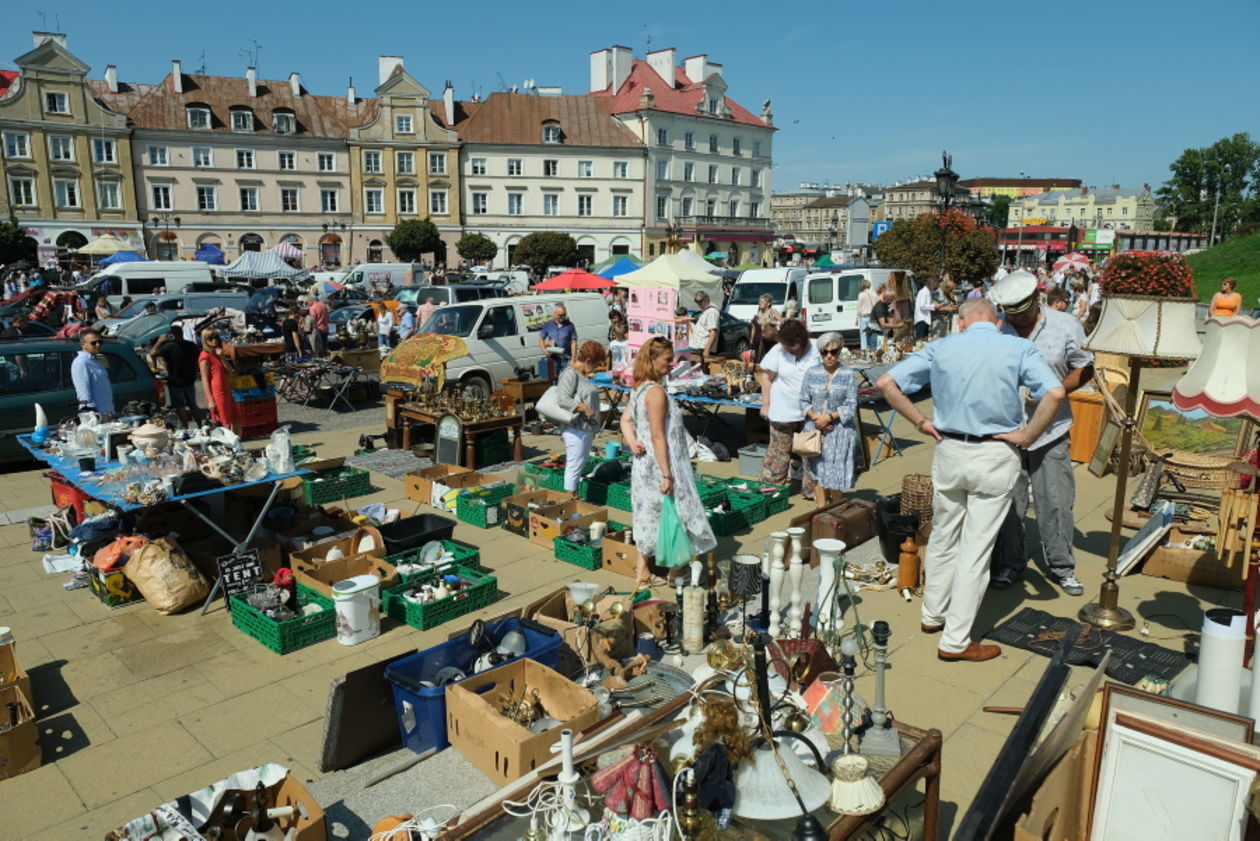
[
  {"xmin": 71, "ymin": 330, "xmax": 115, "ymax": 417},
  {"xmin": 877, "ymin": 297, "xmax": 1065, "ymax": 662},
  {"xmin": 538, "ymin": 304, "xmax": 578, "ymax": 380},
  {"xmin": 397, "ymin": 305, "xmax": 417, "ymax": 344}
]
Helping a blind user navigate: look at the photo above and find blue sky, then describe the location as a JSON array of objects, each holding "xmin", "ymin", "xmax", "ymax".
[{"xmin": 3, "ymin": 0, "xmax": 1256, "ymax": 193}]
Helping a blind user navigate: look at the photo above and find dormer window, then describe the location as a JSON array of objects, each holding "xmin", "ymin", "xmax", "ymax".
[
  {"xmin": 542, "ymin": 123, "xmax": 562, "ymax": 144},
  {"xmin": 230, "ymin": 109, "xmax": 254, "ymax": 132},
  {"xmin": 273, "ymin": 111, "xmax": 295, "ymax": 135},
  {"xmin": 707, "ymin": 97, "xmax": 718, "ymax": 114},
  {"xmin": 187, "ymin": 106, "xmax": 211, "ymax": 129}
]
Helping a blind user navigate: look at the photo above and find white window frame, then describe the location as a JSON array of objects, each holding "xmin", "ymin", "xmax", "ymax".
[
  {"xmin": 470, "ymin": 157, "xmax": 487, "ymax": 176},
  {"xmin": 543, "ymin": 125, "xmax": 561, "ymax": 144},
  {"xmin": 151, "ymin": 184, "xmax": 172, "ymax": 211},
  {"xmin": 753, "ymin": 141, "xmax": 762, "ymax": 157},
  {"xmin": 278, "ymin": 150, "xmax": 296, "ymax": 171},
  {"xmin": 613, "ymin": 161, "xmax": 628, "ymax": 179},
  {"xmin": 54, "ymin": 177, "xmax": 80, "ymax": 208},
  {"xmin": 192, "ymin": 146, "xmax": 212, "ymax": 168},
  {"xmin": 708, "ymin": 165, "xmax": 717, "ymax": 184},
  {"xmin": 280, "ymin": 188, "xmax": 300, "ymax": 212},
  {"xmin": 231, "ymin": 110, "xmax": 254, "ymax": 132},
  {"xmin": 507, "ymin": 193, "xmax": 523, "ymax": 215},
  {"xmin": 320, "ymin": 189, "xmax": 339, "ymax": 213},
  {"xmin": 709, "ymin": 134, "xmax": 719, "ymax": 153},
  {"xmin": 577, "ymin": 195, "xmax": 593, "ymax": 217},
  {"xmin": 187, "ymin": 107, "xmax": 211, "ymax": 129},
  {"xmin": 429, "ymin": 189, "xmax": 449, "ymax": 215},
  {"xmin": 44, "ymin": 91, "xmax": 68, "ymax": 114},
  {"xmin": 239, "ymin": 187, "xmax": 259, "ymax": 212},
  {"xmin": 752, "ymin": 168, "xmax": 761, "ymax": 188},
  {"xmin": 471, "ymin": 192, "xmax": 488, "ymax": 215},
  {"xmin": 91, "ymin": 138, "xmax": 116, "ymax": 164},
  {"xmin": 317, "ymin": 152, "xmax": 336, "ymax": 172},
  {"xmin": 147, "ymin": 145, "xmax": 169, "ymax": 166},
  {"xmin": 684, "ymin": 132, "xmax": 695, "ymax": 150},
  {"xmin": 656, "ymin": 128, "xmax": 669, "ymax": 146},
  {"xmin": 397, "ymin": 188, "xmax": 416, "ymax": 215},
  {"xmin": 4, "ymin": 132, "xmax": 30, "ymax": 159},
  {"xmin": 363, "ymin": 150, "xmax": 382, "ymax": 173},
  {"xmin": 542, "ymin": 193, "xmax": 558, "ymax": 216},
  {"xmin": 96, "ymin": 179, "xmax": 121, "ymax": 210},
  {"xmin": 655, "ymin": 195, "xmax": 668, "ymax": 220},
  {"xmin": 196, "ymin": 185, "xmax": 218, "ymax": 211},
  {"xmin": 612, "ymin": 195, "xmax": 628, "ymax": 217},
  {"xmin": 507, "ymin": 158, "xmax": 522, "ymax": 176},
  {"xmin": 731, "ymin": 167, "xmax": 741, "ymax": 186},
  {"xmin": 236, "ymin": 149, "xmax": 255, "ymax": 169},
  {"xmin": 364, "ymin": 188, "xmax": 384, "ymax": 214},
  {"xmin": 273, "ymin": 112, "xmax": 295, "ymax": 134},
  {"xmin": 729, "ymin": 200, "xmax": 740, "ymax": 217},
  {"xmin": 656, "ymin": 160, "xmax": 669, "ymax": 180},
  {"xmin": 395, "ymin": 114, "xmax": 414, "ymax": 134},
  {"xmin": 9, "ymin": 177, "xmax": 36, "ymax": 207},
  {"xmin": 684, "ymin": 162, "xmax": 695, "ymax": 182},
  {"xmin": 49, "ymin": 135, "xmax": 74, "ymax": 162},
  {"xmin": 543, "ymin": 159, "xmax": 558, "ymax": 177},
  {"xmin": 578, "ymin": 160, "xmax": 593, "ymax": 178},
  {"xmin": 749, "ymin": 201, "xmax": 761, "ymax": 219},
  {"xmin": 396, "ymin": 151, "xmax": 415, "ymax": 174},
  {"xmin": 705, "ymin": 199, "xmax": 716, "ymax": 216},
  {"xmin": 681, "ymin": 197, "xmax": 693, "ymax": 217},
  {"xmin": 428, "ymin": 152, "xmax": 447, "ymax": 175}
]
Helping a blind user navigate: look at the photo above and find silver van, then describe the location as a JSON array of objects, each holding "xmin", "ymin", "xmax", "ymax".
[{"xmin": 95, "ymin": 291, "xmax": 251, "ymax": 334}]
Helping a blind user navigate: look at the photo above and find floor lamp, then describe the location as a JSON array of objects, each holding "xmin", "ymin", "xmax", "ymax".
[
  {"xmin": 1080, "ymin": 294, "xmax": 1202, "ymax": 631},
  {"xmin": 1172, "ymin": 315, "xmax": 1260, "ymax": 655}
]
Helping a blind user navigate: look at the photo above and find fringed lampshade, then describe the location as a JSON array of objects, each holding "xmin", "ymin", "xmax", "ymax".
[
  {"xmin": 1084, "ymin": 294, "xmax": 1203, "ymax": 359},
  {"xmin": 1172, "ymin": 316, "xmax": 1260, "ymax": 420}
]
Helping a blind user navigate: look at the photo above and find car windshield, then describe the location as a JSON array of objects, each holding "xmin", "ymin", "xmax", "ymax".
[
  {"xmin": 113, "ymin": 313, "xmax": 170, "ymax": 341},
  {"xmin": 329, "ymin": 306, "xmax": 365, "ymax": 325},
  {"xmin": 113, "ymin": 298, "xmax": 156, "ymax": 319},
  {"xmin": 394, "ymin": 289, "xmax": 419, "ymax": 306},
  {"xmin": 418, "ymin": 304, "xmax": 481, "ymax": 337},
  {"xmin": 729, "ymin": 282, "xmax": 786, "ymax": 305},
  {"xmin": 248, "ymin": 289, "xmax": 281, "ymax": 310}
]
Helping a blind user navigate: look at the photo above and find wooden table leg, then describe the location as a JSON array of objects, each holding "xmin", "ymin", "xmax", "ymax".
[
  {"xmin": 513, "ymin": 426, "xmax": 523, "ymax": 462},
  {"xmin": 923, "ymin": 757, "xmax": 942, "ymax": 841},
  {"xmin": 465, "ymin": 436, "xmax": 476, "ymax": 470},
  {"xmin": 402, "ymin": 418, "xmax": 412, "ymax": 451}
]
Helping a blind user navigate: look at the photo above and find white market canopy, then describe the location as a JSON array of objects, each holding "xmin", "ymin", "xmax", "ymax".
[
  {"xmin": 219, "ymin": 250, "xmax": 307, "ymax": 279},
  {"xmin": 616, "ymin": 252, "xmax": 723, "ymax": 300}
]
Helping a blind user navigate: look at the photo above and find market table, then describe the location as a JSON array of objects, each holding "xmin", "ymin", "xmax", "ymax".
[
  {"xmin": 395, "ymin": 405, "xmax": 524, "ymax": 468},
  {"xmin": 18, "ymin": 434, "xmax": 309, "ymax": 614},
  {"xmin": 589, "ymin": 371, "xmax": 761, "ymax": 437}
]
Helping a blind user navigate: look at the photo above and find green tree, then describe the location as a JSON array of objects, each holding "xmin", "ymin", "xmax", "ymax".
[
  {"xmin": 386, "ymin": 218, "xmax": 441, "ymax": 261},
  {"xmin": 512, "ymin": 231, "xmax": 578, "ymax": 277},
  {"xmin": 1156, "ymin": 133, "xmax": 1258, "ymax": 238},
  {"xmin": 873, "ymin": 211, "xmax": 998, "ymax": 281},
  {"xmin": 986, "ymin": 195, "xmax": 1013, "ymax": 229},
  {"xmin": 0, "ymin": 216, "xmax": 32, "ymax": 265},
  {"xmin": 455, "ymin": 232, "xmax": 498, "ymax": 266}
]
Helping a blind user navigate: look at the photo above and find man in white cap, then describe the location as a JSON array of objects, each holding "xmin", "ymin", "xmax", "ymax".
[{"xmin": 988, "ymin": 269, "xmax": 1094, "ymax": 596}]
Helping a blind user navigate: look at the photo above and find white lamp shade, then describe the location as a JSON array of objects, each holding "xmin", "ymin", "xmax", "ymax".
[
  {"xmin": 733, "ymin": 741, "xmax": 832, "ymax": 820},
  {"xmin": 1084, "ymin": 295, "xmax": 1202, "ymax": 360},
  {"xmin": 1173, "ymin": 316, "xmax": 1260, "ymax": 421}
]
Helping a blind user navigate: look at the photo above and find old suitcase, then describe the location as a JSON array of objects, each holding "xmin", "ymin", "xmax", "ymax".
[{"xmin": 810, "ymin": 499, "xmax": 880, "ymax": 567}]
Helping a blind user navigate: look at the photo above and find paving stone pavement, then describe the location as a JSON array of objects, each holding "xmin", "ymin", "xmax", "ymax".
[{"xmin": 0, "ymin": 367, "xmax": 1232, "ymax": 839}]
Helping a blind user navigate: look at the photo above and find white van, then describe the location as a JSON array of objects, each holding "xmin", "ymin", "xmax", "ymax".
[
  {"xmin": 470, "ymin": 269, "xmax": 530, "ymax": 294},
  {"xmin": 341, "ymin": 263, "xmax": 424, "ymax": 290},
  {"xmin": 82, "ymin": 261, "xmax": 215, "ymax": 306},
  {"xmin": 725, "ymin": 267, "xmax": 809, "ymax": 322},
  {"xmin": 803, "ymin": 268, "xmax": 917, "ymax": 343},
  {"xmin": 403, "ymin": 293, "xmax": 609, "ymax": 399}
]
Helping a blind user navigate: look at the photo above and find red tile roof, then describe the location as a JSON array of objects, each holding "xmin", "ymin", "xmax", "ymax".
[
  {"xmin": 961, "ymin": 177, "xmax": 1082, "ymax": 189},
  {"xmin": 590, "ymin": 59, "xmax": 768, "ymax": 129},
  {"xmin": 87, "ymin": 79, "xmax": 158, "ymax": 116},
  {"xmin": 0, "ymin": 70, "xmax": 18, "ymax": 99},
  {"xmin": 454, "ymin": 92, "xmax": 640, "ymax": 147}
]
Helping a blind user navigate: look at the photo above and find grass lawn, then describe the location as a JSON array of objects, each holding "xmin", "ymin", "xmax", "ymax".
[{"xmin": 1187, "ymin": 232, "xmax": 1260, "ymax": 305}]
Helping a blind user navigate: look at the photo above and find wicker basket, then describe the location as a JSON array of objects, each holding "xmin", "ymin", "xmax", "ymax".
[
  {"xmin": 900, "ymin": 474, "xmax": 934, "ymax": 523},
  {"xmin": 1155, "ymin": 450, "xmax": 1238, "ymax": 491}
]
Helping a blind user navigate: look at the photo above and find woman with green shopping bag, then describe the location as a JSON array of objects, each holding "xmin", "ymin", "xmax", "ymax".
[{"xmin": 620, "ymin": 336, "xmax": 718, "ymax": 586}]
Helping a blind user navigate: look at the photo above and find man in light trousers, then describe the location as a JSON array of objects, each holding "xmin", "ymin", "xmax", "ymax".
[{"xmin": 878, "ymin": 298, "xmax": 1064, "ymax": 662}]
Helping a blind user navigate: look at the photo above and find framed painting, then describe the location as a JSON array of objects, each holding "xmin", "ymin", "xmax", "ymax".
[
  {"xmin": 1136, "ymin": 389, "xmax": 1252, "ymax": 458},
  {"xmin": 1088, "ymin": 419, "xmax": 1121, "ymax": 478}
]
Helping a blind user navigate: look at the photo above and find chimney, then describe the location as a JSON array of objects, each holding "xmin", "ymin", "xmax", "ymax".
[
  {"xmin": 33, "ymin": 31, "xmax": 67, "ymax": 49},
  {"xmin": 171, "ymin": 60, "xmax": 183, "ymax": 94},
  {"xmin": 246, "ymin": 66, "xmax": 257, "ymax": 97},
  {"xmin": 646, "ymin": 48, "xmax": 676, "ymax": 85},
  {"xmin": 610, "ymin": 45, "xmax": 632, "ymax": 93},
  {"xmin": 378, "ymin": 56, "xmax": 404, "ymax": 86},
  {"xmin": 639, "ymin": 87, "xmax": 655, "ymax": 109},
  {"xmin": 289, "ymin": 72, "xmax": 301, "ymax": 97},
  {"xmin": 683, "ymin": 54, "xmax": 707, "ymax": 83},
  {"xmin": 443, "ymin": 81, "xmax": 455, "ymax": 127},
  {"xmin": 104, "ymin": 64, "xmax": 118, "ymax": 94},
  {"xmin": 347, "ymin": 79, "xmax": 356, "ymax": 104},
  {"xmin": 589, "ymin": 48, "xmax": 611, "ymax": 93}
]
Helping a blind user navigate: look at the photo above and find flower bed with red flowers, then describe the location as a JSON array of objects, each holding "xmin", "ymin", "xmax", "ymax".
[{"xmin": 1100, "ymin": 252, "xmax": 1196, "ymax": 298}]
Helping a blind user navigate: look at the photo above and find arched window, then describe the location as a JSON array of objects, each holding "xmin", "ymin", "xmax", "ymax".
[{"xmin": 186, "ymin": 103, "xmax": 211, "ymax": 129}]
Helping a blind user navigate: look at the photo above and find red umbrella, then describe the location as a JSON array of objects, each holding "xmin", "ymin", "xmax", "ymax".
[
  {"xmin": 1053, "ymin": 253, "xmax": 1091, "ymax": 273},
  {"xmin": 532, "ymin": 268, "xmax": 616, "ymax": 290}
]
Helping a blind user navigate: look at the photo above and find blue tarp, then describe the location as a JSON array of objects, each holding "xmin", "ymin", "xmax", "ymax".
[
  {"xmin": 195, "ymin": 244, "xmax": 226, "ymax": 265},
  {"xmin": 597, "ymin": 257, "xmax": 643, "ymax": 280},
  {"xmin": 99, "ymin": 251, "xmax": 146, "ymax": 265}
]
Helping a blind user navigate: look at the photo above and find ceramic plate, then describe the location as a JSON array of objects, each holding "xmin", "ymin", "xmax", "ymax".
[{"xmin": 418, "ymin": 540, "xmax": 443, "ymax": 567}]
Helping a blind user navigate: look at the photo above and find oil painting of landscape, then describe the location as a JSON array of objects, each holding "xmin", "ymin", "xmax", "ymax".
[{"xmin": 1138, "ymin": 390, "xmax": 1251, "ymax": 457}]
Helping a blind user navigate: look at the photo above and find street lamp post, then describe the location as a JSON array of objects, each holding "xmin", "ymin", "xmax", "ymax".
[
  {"xmin": 933, "ymin": 152, "xmax": 959, "ymax": 281},
  {"xmin": 150, "ymin": 212, "xmax": 181, "ymax": 260}
]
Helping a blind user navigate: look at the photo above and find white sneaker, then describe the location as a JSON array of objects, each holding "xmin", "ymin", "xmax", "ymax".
[{"xmin": 1055, "ymin": 574, "xmax": 1085, "ymax": 596}]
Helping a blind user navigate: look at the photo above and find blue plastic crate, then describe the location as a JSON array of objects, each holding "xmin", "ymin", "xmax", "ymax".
[{"xmin": 383, "ymin": 616, "xmax": 562, "ymax": 755}]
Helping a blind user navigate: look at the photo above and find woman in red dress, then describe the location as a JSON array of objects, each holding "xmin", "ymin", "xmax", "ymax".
[{"xmin": 198, "ymin": 328, "xmax": 237, "ymax": 427}]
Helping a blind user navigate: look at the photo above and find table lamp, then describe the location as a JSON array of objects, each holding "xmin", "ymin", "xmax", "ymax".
[{"xmin": 1080, "ymin": 294, "xmax": 1202, "ymax": 631}]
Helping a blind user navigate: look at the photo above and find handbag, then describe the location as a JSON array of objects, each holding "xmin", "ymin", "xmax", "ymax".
[
  {"xmin": 536, "ymin": 386, "xmax": 577, "ymax": 425},
  {"xmin": 792, "ymin": 429, "xmax": 822, "ymax": 457}
]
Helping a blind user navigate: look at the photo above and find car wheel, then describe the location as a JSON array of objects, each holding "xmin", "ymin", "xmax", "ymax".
[
  {"xmin": 461, "ymin": 374, "xmax": 492, "ymax": 402},
  {"xmin": 732, "ymin": 337, "xmax": 749, "ymax": 357}
]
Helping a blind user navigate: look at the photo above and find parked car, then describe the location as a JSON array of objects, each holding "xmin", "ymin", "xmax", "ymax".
[
  {"xmin": 0, "ymin": 320, "xmax": 58, "ymax": 341},
  {"xmin": 406, "ymin": 284, "xmax": 509, "ymax": 307},
  {"xmin": 95, "ymin": 291, "xmax": 250, "ymax": 334},
  {"xmin": 0, "ymin": 338, "xmax": 161, "ymax": 463},
  {"xmin": 110, "ymin": 311, "xmax": 212, "ymax": 351},
  {"xmin": 713, "ymin": 311, "xmax": 752, "ymax": 357}
]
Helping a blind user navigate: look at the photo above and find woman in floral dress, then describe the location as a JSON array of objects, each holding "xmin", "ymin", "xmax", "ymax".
[
  {"xmin": 620, "ymin": 336, "xmax": 717, "ymax": 585},
  {"xmin": 798, "ymin": 332, "xmax": 858, "ymax": 507}
]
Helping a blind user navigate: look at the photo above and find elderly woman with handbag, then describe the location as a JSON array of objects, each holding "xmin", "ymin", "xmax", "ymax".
[
  {"xmin": 797, "ymin": 332, "xmax": 858, "ymax": 507},
  {"xmin": 554, "ymin": 340, "xmax": 608, "ymax": 492}
]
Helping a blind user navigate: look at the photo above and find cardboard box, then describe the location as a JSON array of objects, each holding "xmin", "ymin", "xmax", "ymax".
[
  {"xmin": 523, "ymin": 588, "xmax": 634, "ymax": 673},
  {"xmin": 1010, "ymin": 728, "xmax": 1098, "ymax": 841},
  {"xmin": 0, "ymin": 685, "xmax": 40, "ymax": 780},
  {"xmin": 529, "ymin": 500, "xmax": 608, "ymax": 548},
  {"xmin": 269, "ymin": 508, "xmax": 358, "ymax": 553},
  {"xmin": 601, "ymin": 524, "xmax": 643, "ymax": 578},
  {"xmin": 292, "ymin": 553, "xmax": 399, "ymax": 598},
  {"xmin": 434, "ymin": 472, "xmax": 488, "ymax": 512},
  {"xmin": 445, "ymin": 658, "xmax": 599, "ymax": 786},
  {"xmin": 1139, "ymin": 527, "xmax": 1243, "ymax": 591},
  {"xmin": 180, "ymin": 770, "xmax": 325, "ymax": 841},
  {"xmin": 0, "ymin": 643, "xmax": 32, "ymax": 715},
  {"xmin": 503, "ymin": 489, "xmax": 573, "ymax": 537},
  {"xmin": 88, "ymin": 564, "xmax": 144, "ymax": 608},
  {"xmin": 405, "ymin": 464, "xmax": 474, "ymax": 504}
]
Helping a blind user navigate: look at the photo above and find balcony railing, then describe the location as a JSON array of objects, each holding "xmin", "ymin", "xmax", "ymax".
[{"xmin": 677, "ymin": 215, "xmax": 771, "ymax": 229}]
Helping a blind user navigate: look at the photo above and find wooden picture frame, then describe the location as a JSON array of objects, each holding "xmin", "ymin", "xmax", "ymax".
[
  {"xmin": 1088, "ymin": 419, "xmax": 1121, "ymax": 477},
  {"xmin": 1101, "ymin": 683, "xmax": 1254, "ymax": 743},
  {"xmin": 1136, "ymin": 389, "xmax": 1253, "ymax": 458}
]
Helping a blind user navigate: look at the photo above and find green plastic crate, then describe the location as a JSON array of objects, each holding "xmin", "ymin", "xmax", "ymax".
[
  {"xmin": 230, "ymin": 583, "xmax": 336, "ymax": 655},
  {"xmin": 387, "ymin": 540, "xmax": 482, "ymax": 579},
  {"xmin": 579, "ymin": 479, "xmax": 610, "ymax": 505},
  {"xmin": 301, "ymin": 465, "xmax": 372, "ymax": 505},
  {"xmin": 606, "ymin": 482, "xmax": 633, "ymax": 511},
  {"xmin": 553, "ymin": 534, "xmax": 603, "ymax": 570},
  {"xmin": 707, "ymin": 490, "xmax": 766, "ymax": 537},
  {"xmin": 539, "ymin": 471, "xmax": 569, "ymax": 492},
  {"xmin": 473, "ymin": 429, "xmax": 511, "ymax": 467},
  {"xmin": 381, "ymin": 564, "xmax": 498, "ymax": 630},
  {"xmin": 456, "ymin": 483, "xmax": 516, "ymax": 528}
]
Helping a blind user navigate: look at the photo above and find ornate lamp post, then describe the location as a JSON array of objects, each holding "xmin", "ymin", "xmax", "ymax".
[
  {"xmin": 150, "ymin": 212, "xmax": 181, "ymax": 260},
  {"xmin": 933, "ymin": 152, "xmax": 959, "ymax": 280}
]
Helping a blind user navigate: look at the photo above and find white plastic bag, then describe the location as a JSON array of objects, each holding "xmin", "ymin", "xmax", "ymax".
[{"xmin": 265, "ymin": 426, "xmax": 295, "ymax": 474}]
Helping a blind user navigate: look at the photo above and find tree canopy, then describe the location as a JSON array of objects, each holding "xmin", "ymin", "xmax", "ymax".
[
  {"xmin": 873, "ymin": 211, "xmax": 998, "ymax": 282},
  {"xmin": 455, "ymin": 232, "xmax": 498, "ymax": 266},
  {"xmin": 0, "ymin": 216, "xmax": 33, "ymax": 266},
  {"xmin": 512, "ymin": 232, "xmax": 578, "ymax": 277},
  {"xmin": 386, "ymin": 218, "xmax": 442, "ymax": 261},
  {"xmin": 1156, "ymin": 133, "xmax": 1259, "ymax": 239},
  {"xmin": 986, "ymin": 195, "xmax": 1013, "ymax": 229}
]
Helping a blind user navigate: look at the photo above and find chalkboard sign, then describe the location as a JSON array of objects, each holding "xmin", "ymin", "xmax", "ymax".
[
  {"xmin": 435, "ymin": 413, "xmax": 463, "ymax": 466},
  {"xmin": 217, "ymin": 548, "xmax": 264, "ymax": 610}
]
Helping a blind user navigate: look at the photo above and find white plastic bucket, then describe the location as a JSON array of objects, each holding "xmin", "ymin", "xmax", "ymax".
[{"xmin": 333, "ymin": 574, "xmax": 381, "ymax": 645}]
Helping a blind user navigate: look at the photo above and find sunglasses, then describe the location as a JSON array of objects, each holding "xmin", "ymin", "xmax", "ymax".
[
  {"xmin": 821, "ymin": 347, "xmax": 841, "ymax": 356},
  {"xmin": 85, "ymin": 340, "xmax": 102, "ymax": 346}
]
